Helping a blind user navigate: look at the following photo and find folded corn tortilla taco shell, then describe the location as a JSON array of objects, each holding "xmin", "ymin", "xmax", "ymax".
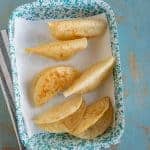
[
  {"xmin": 26, "ymin": 38, "xmax": 87, "ymax": 60},
  {"xmin": 69, "ymin": 97, "xmax": 113, "ymax": 139},
  {"xmin": 34, "ymin": 95, "xmax": 86, "ymax": 132},
  {"xmin": 33, "ymin": 66, "xmax": 80, "ymax": 106},
  {"xmin": 48, "ymin": 19, "xmax": 107, "ymax": 40},
  {"xmin": 63, "ymin": 57, "xmax": 115, "ymax": 97},
  {"xmin": 37, "ymin": 99, "xmax": 86, "ymax": 133}
]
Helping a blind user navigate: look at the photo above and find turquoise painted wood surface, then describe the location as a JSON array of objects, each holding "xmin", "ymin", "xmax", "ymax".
[{"xmin": 0, "ymin": 0, "xmax": 150, "ymax": 149}]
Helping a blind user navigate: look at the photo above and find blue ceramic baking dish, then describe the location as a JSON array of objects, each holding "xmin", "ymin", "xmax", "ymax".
[{"xmin": 9, "ymin": 0, "xmax": 125, "ymax": 149}]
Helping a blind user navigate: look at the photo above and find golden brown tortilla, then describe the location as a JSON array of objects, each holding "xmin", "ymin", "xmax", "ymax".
[
  {"xmin": 26, "ymin": 38, "xmax": 87, "ymax": 60},
  {"xmin": 64, "ymin": 57, "xmax": 115, "ymax": 97},
  {"xmin": 33, "ymin": 66, "xmax": 80, "ymax": 106},
  {"xmin": 48, "ymin": 19, "xmax": 107, "ymax": 40},
  {"xmin": 69, "ymin": 97, "xmax": 113, "ymax": 139}
]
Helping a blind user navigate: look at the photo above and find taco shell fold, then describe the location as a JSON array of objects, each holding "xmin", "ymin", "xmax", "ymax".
[
  {"xmin": 69, "ymin": 97, "xmax": 114, "ymax": 139},
  {"xmin": 34, "ymin": 95, "xmax": 86, "ymax": 133},
  {"xmin": 63, "ymin": 57, "xmax": 115, "ymax": 97},
  {"xmin": 33, "ymin": 66, "xmax": 80, "ymax": 106}
]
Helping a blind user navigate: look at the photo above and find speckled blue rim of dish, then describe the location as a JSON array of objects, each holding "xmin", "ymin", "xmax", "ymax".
[{"xmin": 8, "ymin": 0, "xmax": 125, "ymax": 149}]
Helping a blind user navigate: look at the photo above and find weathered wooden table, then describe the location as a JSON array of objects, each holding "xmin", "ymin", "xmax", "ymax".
[{"xmin": 0, "ymin": 0, "xmax": 149, "ymax": 149}]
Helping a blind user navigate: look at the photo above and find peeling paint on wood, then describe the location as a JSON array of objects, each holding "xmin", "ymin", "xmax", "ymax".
[
  {"xmin": 116, "ymin": 16, "xmax": 125, "ymax": 24},
  {"xmin": 0, "ymin": 122, "xmax": 15, "ymax": 135},
  {"xmin": 2, "ymin": 146, "xmax": 19, "ymax": 150},
  {"xmin": 140, "ymin": 126, "xmax": 150, "ymax": 136},
  {"xmin": 110, "ymin": 144, "xmax": 119, "ymax": 150},
  {"xmin": 141, "ymin": 84, "xmax": 149, "ymax": 97},
  {"xmin": 128, "ymin": 52, "xmax": 140, "ymax": 81},
  {"xmin": 133, "ymin": 25, "xmax": 140, "ymax": 39},
  {"xmin": 124, "ymin": 89, "xmax": 129, "ymax": 98}
]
